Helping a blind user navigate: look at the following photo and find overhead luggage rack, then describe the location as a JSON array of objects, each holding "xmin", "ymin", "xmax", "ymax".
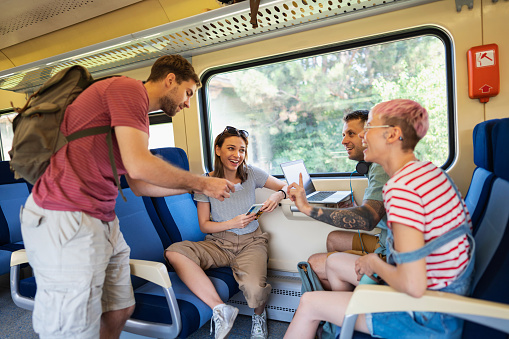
[{"xmin": 0, "ymin": 0, "xmax": 438, "ymax": 93}]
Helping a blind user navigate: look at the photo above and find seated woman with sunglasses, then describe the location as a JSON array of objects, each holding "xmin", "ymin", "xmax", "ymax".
[
  {"xmin": 165, "ymin": 126, "xmax": 288, "ymax": 339},
  {"xmin": 284, "ymin": 99, "xmax": 473, "ymax": 338}
]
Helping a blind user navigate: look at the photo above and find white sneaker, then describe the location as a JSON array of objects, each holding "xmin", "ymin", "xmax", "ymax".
[
  {"xmin": 210, "ymin": 304, "xmax": 239, "ymax": 339},
  {"xmin": 251, "ymin": 309, "xmax": 268, "ymax": 339}
]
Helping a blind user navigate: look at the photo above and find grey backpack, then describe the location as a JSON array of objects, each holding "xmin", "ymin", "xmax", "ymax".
[{"xmin": 8, "ymin": 65, "xmax": 125, "ymax": 200}]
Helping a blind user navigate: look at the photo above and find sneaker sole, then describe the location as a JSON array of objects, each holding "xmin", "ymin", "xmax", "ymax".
[{"xmin": 217, "ymin": 308, "xmax": 239, "ymax": 339}]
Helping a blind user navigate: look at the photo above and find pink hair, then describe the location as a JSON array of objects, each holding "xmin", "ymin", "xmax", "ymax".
[{"xmin": 371, "ymin": 99, "xmax": 429, "ymax": 139}]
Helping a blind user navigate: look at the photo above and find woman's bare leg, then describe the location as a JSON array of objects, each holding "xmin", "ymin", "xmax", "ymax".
[
  {"xmin": 326, "ymin": 252, "xmax": 360, "ymax": 291},
  {"xmin": 283, "ymin": 291, "xmax": 369, "ymax": 339},
  {"xmin": 166, "ymin": 251, "xmax": 223, "ymax": 308}
]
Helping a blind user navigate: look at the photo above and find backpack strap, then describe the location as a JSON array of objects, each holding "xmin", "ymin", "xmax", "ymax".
[{"xmin": 67, "ymin": 126, "xmax": 127, "ymax": 202}]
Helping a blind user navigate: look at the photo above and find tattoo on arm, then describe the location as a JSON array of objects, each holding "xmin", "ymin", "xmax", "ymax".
[{"xmin": 309, "ymin": 200, "xmax": 386, "ymax": 231}]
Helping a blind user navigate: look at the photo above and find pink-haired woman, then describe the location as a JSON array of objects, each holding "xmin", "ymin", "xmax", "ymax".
[{"xmin": 285, "ymin": 99, "xmax": 474, "ymax": 338}]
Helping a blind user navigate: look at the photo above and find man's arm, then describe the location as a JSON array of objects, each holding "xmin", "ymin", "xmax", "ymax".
[
  {"xmin": 287, "ymin": 174, "xmax": 386, "ymax": 231},
  {"xmin": 115, "ymin": 126, "xmax": 234, "ymax": 200},
  {"xmin": 125, "ymin": 174, "xmax": 188, "ymax": 197},
  {"xmin": 309, "ymin": 199, "xmax": 385, "ymax": 231}
]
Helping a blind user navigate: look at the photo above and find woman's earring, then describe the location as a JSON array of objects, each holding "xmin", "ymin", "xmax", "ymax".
[{"xmin": 399, "ymin": 136, "xmax": 403, "ymax": 141}]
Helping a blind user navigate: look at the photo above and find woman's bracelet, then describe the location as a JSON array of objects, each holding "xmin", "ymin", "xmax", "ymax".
[{"xmin": 278, "ymin": 189, "xmax": 287, "ymax": 199}]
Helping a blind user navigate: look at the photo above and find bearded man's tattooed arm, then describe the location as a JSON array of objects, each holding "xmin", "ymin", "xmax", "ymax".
[{"xmin": 309, "ymin": 199, "xmax": 386, "ymax": 231}]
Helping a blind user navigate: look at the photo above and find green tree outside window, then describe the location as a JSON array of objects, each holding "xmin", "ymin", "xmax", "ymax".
[{"xmin": 206, "ymin": 35, "xmax": 448, "ymax": 175}]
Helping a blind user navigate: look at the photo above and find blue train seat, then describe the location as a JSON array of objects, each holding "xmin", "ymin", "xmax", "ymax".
[
  {"xmin": 339, "ymin": 118, "xmax": 509, "ymax": 339},
  {"xmin": 10, "ymin": 147, "xmax": 239, "ymax": 338},
  {"xmin": 150, "ymin": 147, "xmax": 200, "ymax": 248},
  {"xmin": 462, "ymin": 118, "xmax": 509, "ymax": 338},
  {"xmin": 149, "ymin": 147, "xmax": 240, "ymax": 338},
  {"xmin": 0, "ymin": 161, "xmax": 30, "ymax": 276},
  {"xmin": 464, "ymin": 119, "xmax": 498, "ymax": 231}
]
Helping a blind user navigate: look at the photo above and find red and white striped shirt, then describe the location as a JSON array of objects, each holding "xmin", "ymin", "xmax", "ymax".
[
  {"xmin": 383, "ymin": 161, "xmax": 471, "ymax": 290},
  {"xmin": 33, "ymin": 77, "xmax": 150, "ymax": 221}
]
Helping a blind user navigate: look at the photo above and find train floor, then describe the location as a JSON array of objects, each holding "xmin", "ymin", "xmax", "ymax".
[{"xmin": 0, "ymin": 274, "xmax": 290, "ymax": 338}]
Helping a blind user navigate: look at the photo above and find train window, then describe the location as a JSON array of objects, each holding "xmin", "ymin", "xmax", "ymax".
[
  {"xmin": 148, "ymin": 123, "xmax": 175, "ymax": 149},
  {"xmin": 0, "ymin": 112, "xmax": 15, "ymax": 160},
  {"xmin": 0, "ymin": 110, "xmax": 173, "ymax": 161},
  {"xmin": 202, "ymin": 29, "xmax": 453, "ymax": 176},
  {"xmin": 148, "ymin": 111, "xmax": 175, "ymax": 149}
]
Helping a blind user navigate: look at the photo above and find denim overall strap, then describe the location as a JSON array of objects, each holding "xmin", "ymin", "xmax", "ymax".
[
  {"xmin": 387, "ymin": 223, "xmax": 471, "ymax": 264},
  {"xmin": 386, "ymin": 170, "xmax": 472, "ymax": 265},
  {"xmin": 443, "ymin": 171, "xmax": 469, "ymax": 222}
]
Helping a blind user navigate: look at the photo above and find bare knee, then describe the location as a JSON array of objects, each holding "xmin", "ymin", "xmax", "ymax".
[
  {"xmin": 165, "ymin": 250, "xmax": 186, "ymax": 266},
  {"xmin": 326, "ymin": 231, "xmax": 342, "ymax": 251},
  {"xmin": 325, "ymin": 253, "xmax": 357, "ymax": 291},
  {"xmin": 308, "ymin": 253, "xmax": 326, "ymax": 273},
  {"xmin": 326, "ymin": 230, "xmax": 352, "ymax": 252},
  {"xmin": 124, "ymin": 304, "xmax": 135, "ymax": 321},
  {"xmin": 165, "ymin": 250, "xmax": 176, "ymax": 263}
]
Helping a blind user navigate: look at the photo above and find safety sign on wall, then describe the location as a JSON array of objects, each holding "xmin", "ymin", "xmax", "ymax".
[
  {"xmin": 467, "ymin": 44, "xmax": 500, "ymax": 103},
  {"xmin": 476, "ymin": 50, "xmax": 495, "ymax": 68}
]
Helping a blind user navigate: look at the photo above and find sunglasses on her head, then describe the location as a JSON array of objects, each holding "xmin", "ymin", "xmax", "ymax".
[{"xmin": 221, "ymin": 126, "xmax": 249, "ymax": 138}]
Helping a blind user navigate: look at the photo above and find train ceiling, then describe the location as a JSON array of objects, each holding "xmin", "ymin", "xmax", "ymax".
[{"xmin": 0, "ymin": 0, "xmax": 438, "ymax": 93}]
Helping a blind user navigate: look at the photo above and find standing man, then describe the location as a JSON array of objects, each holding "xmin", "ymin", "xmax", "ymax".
[
  {"xmin": 20, "ymin": 55, "xmax": 234, "ymax": 339},
  {"xmin": 288, "ymin": 110, "xmax": 389, "ymax": 290}
]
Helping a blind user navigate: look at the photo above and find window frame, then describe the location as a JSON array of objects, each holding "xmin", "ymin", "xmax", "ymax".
[
  {"xmin": 0, "ymin": 109, "xmax": 173, "ymax": 161},
  {"xmin": 147, "ymin": 110, "xmax": 175, "ymax": 149},
  {"xmin": 203, "ymin": 27, "xmax": 454, "ymax": 177},
  {"xmin": 148, "ymin": 110, "xmax": 172, "ymax": 125}
]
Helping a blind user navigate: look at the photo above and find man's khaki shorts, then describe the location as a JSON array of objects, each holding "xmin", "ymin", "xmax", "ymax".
[
  {"xmin": 21, "ymin": 194, "xmax": 135, "ymax": 339},
  {"xmin": 328, "ymin": 232, "xmax": 383, "ymax": 258}
]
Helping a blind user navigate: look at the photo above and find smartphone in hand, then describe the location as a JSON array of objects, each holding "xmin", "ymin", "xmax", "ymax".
[{"xmin": 246, "ymin": 204, "xmax": 264, "ymax": 219}]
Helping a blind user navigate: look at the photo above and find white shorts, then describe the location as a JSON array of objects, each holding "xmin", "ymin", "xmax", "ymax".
[{"xmin": 20, "ymin": 194, "xmax": 135, "ymax": 339}]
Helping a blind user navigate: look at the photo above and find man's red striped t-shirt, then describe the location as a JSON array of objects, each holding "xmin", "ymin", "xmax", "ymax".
[{"xmin": 32, "ymin": 76, "xmax": 150, "ymax": 221}]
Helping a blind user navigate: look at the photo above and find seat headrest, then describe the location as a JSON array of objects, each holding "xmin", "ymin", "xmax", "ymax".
[
  {"xmin": 0, "ymin": 161, "xmax": 28, "ymax": 185},
  {"xmin": 492, "ymin": 118, "xmax": 509, "ymax": 181},
  {"xmin": 118, "ymin": 148, "xmax": 190, "ymax": 189},
  {"xmin": 472, "ymin": 119, "xmax": 499, "ymax": 171},
  {"xmin": 150, "ymin": 147, "xmax": 190, "ymax": 171}
]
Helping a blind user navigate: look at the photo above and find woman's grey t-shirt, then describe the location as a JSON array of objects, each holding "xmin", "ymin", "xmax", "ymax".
[{"xmin": 194, "ymin": 164, "xmax": 269, "ymax": 235}]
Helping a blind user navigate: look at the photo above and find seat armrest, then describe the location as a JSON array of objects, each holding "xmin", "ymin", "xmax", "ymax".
[
  {"xmin": 10, "ymin": 251, "xmax": 181, "ymax": 337},
  {"xmin": 346, "ymin": 285, "xmax": 509, "ymax": 317},
  {"xmin": 10, "ymin": 252, "xmax": 172, "ymax": 289},
  {"xmin": 10, "ymin": 249, "xmax": 28, "ymax": 267},
  {"xmin": 129, "ymin": 259, "xmax": 172, "ymax": 288},
  {"xmin": 10, "ymin": 249, "xmax": 33, "ymax": 311},
  {"xmin": 340, "ymin": 285, "xmax": 509, "ymax": 339},
  {"xmin": 126, "ymin": 259, "xmax": 182, "ymax": 338}
]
